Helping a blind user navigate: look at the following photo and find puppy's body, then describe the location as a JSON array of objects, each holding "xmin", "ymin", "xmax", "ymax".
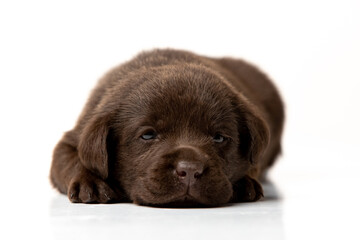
[{"xmin": 50, "ymin": 49, "xmax": 284, "ymax": 206}]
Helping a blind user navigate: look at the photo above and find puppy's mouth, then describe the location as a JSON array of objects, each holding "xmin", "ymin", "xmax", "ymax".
[
  {"xmin": 134, "ymin": 165, "xmax": 233, "ymax": 207},
  {"xmin": 137, "ymin": 181, "xmax": 212, "ymax": 207}
]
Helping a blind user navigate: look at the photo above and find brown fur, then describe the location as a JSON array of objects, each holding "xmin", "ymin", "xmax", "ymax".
[{"xmin": 50, "ymin": 49, "xmax": 284, "ymax": 206}]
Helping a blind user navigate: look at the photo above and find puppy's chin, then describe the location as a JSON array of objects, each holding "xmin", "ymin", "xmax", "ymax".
[{"xmin": 131, "ymin": 177, "xmax": 233, "ymax": 207}]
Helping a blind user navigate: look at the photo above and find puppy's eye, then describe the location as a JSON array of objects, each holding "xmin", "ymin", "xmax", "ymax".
[
  {"xmin": 213, "ymin": 134, "xmax": 226, "ymax": 143},
  {"xmin": 141, "ymin": 130, "xmax": 157, "ymax": 140}
]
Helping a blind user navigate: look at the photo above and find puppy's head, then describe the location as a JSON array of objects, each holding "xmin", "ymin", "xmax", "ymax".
[{"xmin": 78, "ymin": 65, "xmax": 269, "ymax": 206}]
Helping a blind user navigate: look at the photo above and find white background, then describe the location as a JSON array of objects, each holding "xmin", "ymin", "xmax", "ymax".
[{"xmin": 1, "ymin": 0, "xmax": 359, "ymax": 239}]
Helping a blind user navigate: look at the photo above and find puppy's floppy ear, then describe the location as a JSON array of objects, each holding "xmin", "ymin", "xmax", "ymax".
[
  {"xmin": 78, "ymin": 113, "xmax": 112, "ymax": 179},
  {"xmin": 236, "ymin": 99, "xmax": 270, "ymax": 165}
]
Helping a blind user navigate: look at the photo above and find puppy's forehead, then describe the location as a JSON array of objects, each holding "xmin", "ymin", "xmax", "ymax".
[{"xmin": 124, "ymin": 67, "xmax": 237, "ymax": 132}]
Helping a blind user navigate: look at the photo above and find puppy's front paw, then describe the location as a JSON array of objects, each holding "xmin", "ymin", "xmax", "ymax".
[
  {"xmin": 68, "ymin": 170, "xmax": 117, "ymax": 203},
  {"xmin": 232, "ymin": 176, "xmax": 264, "ymax": 202}
]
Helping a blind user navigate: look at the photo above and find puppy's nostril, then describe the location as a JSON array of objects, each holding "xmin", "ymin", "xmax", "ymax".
[
  {"xmin": 177, "ymin": 170, "xmax": 187, "ymax": 177},
  {"xmin": 194, "ymin": 172, "xmax": 202, "ymax": 179}
]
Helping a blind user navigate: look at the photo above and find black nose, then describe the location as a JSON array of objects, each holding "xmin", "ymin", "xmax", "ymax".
[{"xmin": 175, "ymin": 161, "xmax": 204, "ymax": 186}]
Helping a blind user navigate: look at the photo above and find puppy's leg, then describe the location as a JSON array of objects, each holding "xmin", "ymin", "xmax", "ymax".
[
  {"xmin": 50, "ymin": 132, "xmax": 118, "ymax": 203},
  {"xmin": 231, "ymin": 175, "xmax": 264, "ymax": 202}
]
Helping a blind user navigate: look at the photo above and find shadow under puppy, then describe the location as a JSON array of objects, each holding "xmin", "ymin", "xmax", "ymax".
[{"xmin": 50, "ymin": 49, "xmax": 284, "ymax": 207}]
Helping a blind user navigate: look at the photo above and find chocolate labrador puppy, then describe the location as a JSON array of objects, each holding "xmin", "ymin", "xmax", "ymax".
[{"xmin": 50, "ymin": 49, "xmax": 284, "ymax": 206}]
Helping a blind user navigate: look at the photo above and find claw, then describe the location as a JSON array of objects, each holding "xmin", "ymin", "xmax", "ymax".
[{"xmin": 104, "ymin": 193, "xmax": 111, "ymax": 200}]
